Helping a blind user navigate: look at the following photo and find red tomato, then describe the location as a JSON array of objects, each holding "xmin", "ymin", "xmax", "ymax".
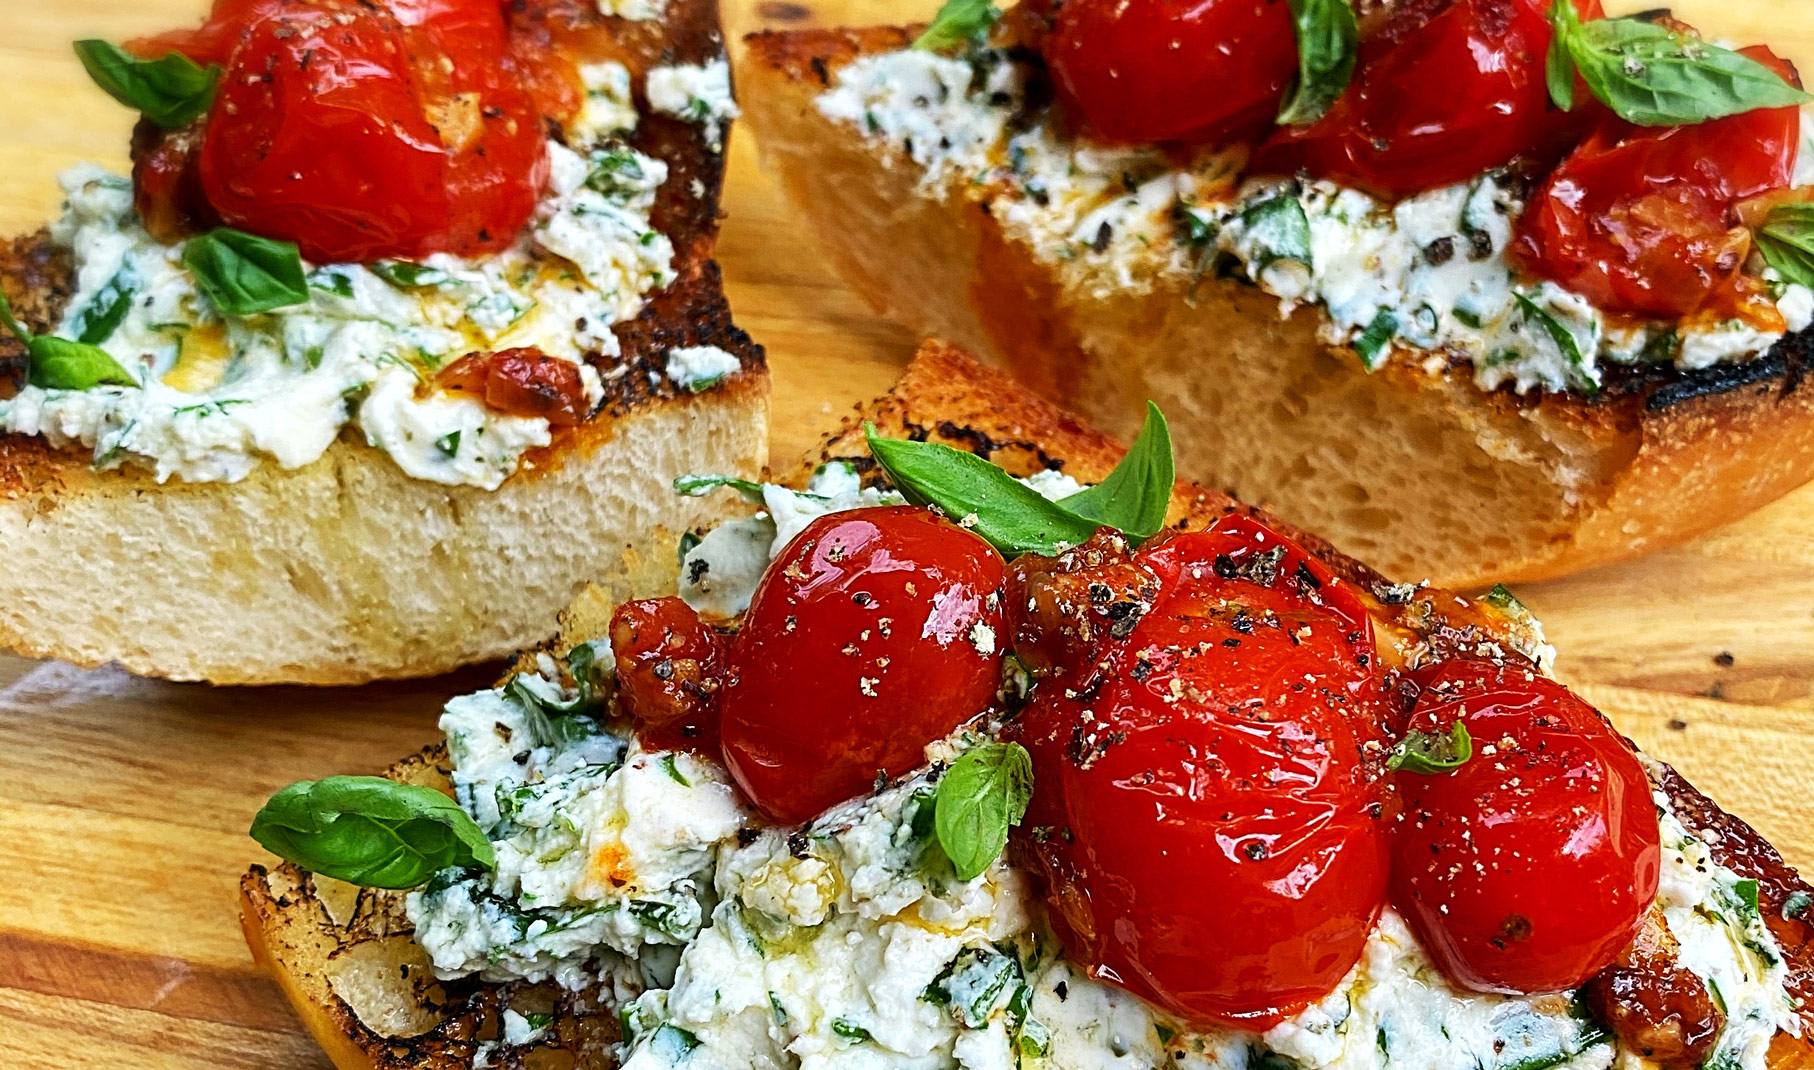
[
  {"xmin": 1256, "ymin": 0, "xmax": 1606, "ymax": 199},
  {"xmin": 719, "ymin": 507, "xmax": 1007, "ymax": 824},
  {"xmin": 148, "ymin": 0, "xmax": 548, "ymax": 263},
  {"xmin": 611, "ymin": 597, "xmax": 724, "ymax": 753},
  {"xmin": 438, "ymin": 347, "xmax": 590, "ymax": 425},
  {"xmin": 1044, "ymin": 0, "xmax": 1298, "ymax": 145},
  {"xmin": 1390, "ymin": 660, "xmax": 1661, "ymax": 994},
  {"xmin": 1513, "ymin": 45, "xmax": 1801, "ymax": 320},
  {"xmin": 1014, "ymin": 518, "xmax": 1389, "ymax": 1029}
]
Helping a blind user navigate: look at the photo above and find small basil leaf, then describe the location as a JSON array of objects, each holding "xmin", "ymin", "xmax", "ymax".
[
  {"xmin": 1276, "ymin": 0, "xmax": 1359, "ymax": 126},
  {"xmin": 1514, "ymin": 291, "xmax": 1595, "ymax": 393},
  {"xmin": 913, "ymin": 0, "xmax": 999, "ymax": 53},
  {"xmin": 249, "ymin": 775, "xmax": 495, "ymax": 889},
  {"xmin": 1550, "ymin": 4, "xmax": 1812, "ymax": 126},
  {"xmin": 183, "ymin": 228, "xmax": 309, "ymax": 316},
  {"xmin": 1351, "ymin": 310, "xmax": 1398, "ymax": 370},
  {"xmin": 29, "ymin": 337, "xmax": 139, "ymax": 390},
  {"xmin": 674, "ymin": 473, "xmax": 768, "ymax": 504},
  {"xmin": 865, "ymin": 423, "xmax": 1101, "ymax": 558},
  {"xmin": 74, "ymin": 40, "xmax": 220, "ymax": 128},
  {"xmin": 74, "ymin": 270, "xmax": 137, "ymax": 345},
  {"xmin": 370, "ymin": 260, "xmax": 452, "ymax": 289},
  {"xmin": 1755, "ymin": 202, "xmax": 1814, "ymax": 289},
  {"xmin": 1058, "ymin": 402, "xmax": 1174, "ymax": 541},
  {"xmin": 1388, "ymin": 722, "xmax": 1472, "ymax": 774},
  {"xmin": 934, "ymin": 742, "xmax": 1034, "ymax": 881}
]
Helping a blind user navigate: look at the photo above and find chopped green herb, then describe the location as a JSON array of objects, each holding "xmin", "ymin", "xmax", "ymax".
[
  {"xmin": 1388, "ymin": 722, "xmax": 1472, "ymax": 775},
  {"xmin": 436, "ymin": 431, "xmax": 462, "ymax": 458},
  {"xmin": 1352, "ymin": 310, "xmax": 1398, "ymax": 369},
  {"xmin": 913, "ymin": 0, "xmax": 998, "ymax": 53}
]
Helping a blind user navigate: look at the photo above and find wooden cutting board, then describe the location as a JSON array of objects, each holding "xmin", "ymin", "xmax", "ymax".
[{"xmin": 3, "ymin": 1, "xmax": 1814, "ymax": 1066}]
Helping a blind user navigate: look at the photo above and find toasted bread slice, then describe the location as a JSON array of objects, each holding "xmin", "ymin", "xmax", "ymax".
[
  {"xmin": 736, "ymin": 27, "xmax": 1814, "ymax": 589},
  {"xmin": 241, "ymin": 342, "xmax": 1814, "ymax": 1070},
  {"xmin": 0, "ymin": 0, "xmax": 769, "ymax": 685}
]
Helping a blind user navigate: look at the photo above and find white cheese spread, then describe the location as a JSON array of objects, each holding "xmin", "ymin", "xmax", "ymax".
[
  {"xmin": 647, "ymin": 59, "xmax": 739, "ymax": 152},
  {"xmin": 815, "ymin": 48, "xmax": 1814, "ymax": 397}
]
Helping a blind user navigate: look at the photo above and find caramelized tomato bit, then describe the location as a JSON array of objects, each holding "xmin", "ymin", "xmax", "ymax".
[
  {"xmin": 1004, "ymin": 528, "xmax": 1162, "ymax": 679},
  {"xmin": 1389, "ymin": 660, "xmax": 1661, "ymax": 994},
  {"xmin": 438, "ymin": 348, "xmax": 590, "ymax": 425},
  {"xmin": 1014, "ymin": 516, "xmax": 1391, "ymax": 1029},
  {"xmin": 130, "ymin": 120, "xmax": 215, "ymax": 244},
  {"xmin": 1582, "ymin": 909, "xmax": 1724, "ymax": 1069},
  {"xmin": 611, "ymin": 597, "xmax": 725, "ymax": 753},
  {"xmin": 719, "ymin": 506, "xmax": 1007, "ymax": 824}
]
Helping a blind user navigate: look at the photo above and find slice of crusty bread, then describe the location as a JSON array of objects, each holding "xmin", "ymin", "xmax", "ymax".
[
  {"xmin": 0, "ymin": 0, "xmax": 769, "ymax": 685},
  {"xmin": 736, "ymin": 27, "xmax": 1814, "ymax": 590},
  {"xmin": 240, "ymin": 342, "xmax": 1814, "ymax": 1070}
]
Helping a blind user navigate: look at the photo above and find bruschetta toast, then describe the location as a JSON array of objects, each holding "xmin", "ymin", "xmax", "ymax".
[
  {"xmin": 241, "ymin": 344, "xmax": 1814, "ymax": 1070},
  {"xmin": 0, "ymin": 0, "xmax": 767, "ymax": 684},
  {"xmin": 737, "ymin": 6, "xmax": 1814, "ymax": 588}
]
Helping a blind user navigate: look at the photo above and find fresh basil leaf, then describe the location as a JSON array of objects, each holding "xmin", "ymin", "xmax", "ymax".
[
  {"xmin": 673, "ymin": 473, "xmax": 768, "ymax": 504},
  {"xmin": 566, "ymin": 638, "xmax": 613, "ymax": 707},
  {"xmin": 934, "ymin": 742, "xmax": 1034, "ymax": 881},
  {"xmin": 1058, "ymin": 402, "xmax": 1174, "ymax": 541},
  {"xmin": 74, "ymin": 40, "xmax": 220, "ymax": 128},
  {"xmin": 1351, "ymin": 310, "xmax": 1398, "ymax": 369},
  {"xmin": 307, "ymin": 268, "xmax": 356, "ymax": 299},
  {"xmin": 183, "ymin": 228, "xmax": 309, "ymax": 316},
  {"xmin": 249, "ymin": 775, "xmax": 495, "ymax": 889},
  {"xmin": 1547, "ymin": 3, "xmax": 1812, "ymax": 126},
  {"xmin": 74, "ymin": 270, "xmax": 137, "ymax": 345},
  {"xmin": 1388, "ymin": 722, "xmax": 1472, "ymax": 774},
  {"xmin": 865, "ymin": 423, "xmax": 1100, "ymax": 558},
  {"xmin": 1241, "ymin": 193, "xmax": 1313, "ymax": 270},
  {"xmin": 1755, "ymin": 202, "xmax": 1814, "ymax": 289},
  {"xmin": 370, "ymin": 260, "xmax": 451, "ymax": 290},
  {"xmin": 831, "ymin": 1019, "xmax": 873, "ymax": 1042},
  {"xmin": 913, "ymin": 0, "xmax": 998, "ymax": 53},
  {"xmin": 28, "ymin": 337, "xmax": 139, "ymax": 390},
  {"xmin": 1277, "ymin": 0, "xmax": 1358, "ymax": 126},
  {"xmin": 1514, "ymin": 291, "xmax": 1594, "ymax": 393}
]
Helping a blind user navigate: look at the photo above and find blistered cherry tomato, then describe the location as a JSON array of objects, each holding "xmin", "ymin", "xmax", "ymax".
[
  {"xmin": 1014, "ymin": 516, "xmax": 1389, "ymax": 1029},
  {"xmin": 1256, "ymin": 0, "xmax": 1605, "ymax": 198},
  {"xmin": 1390, "ymin": 659, "xmax": 1661, "ymax": 995},
  {"xmin": 1045, "ymin": 0, "xmax": 1298, "ymax": 145},
  {"xmin": 144, "ymin": 0, "xmax": 549, "ymax": 263},
  {"xmin": 719, "ymin": 507, "xmax": 1007, "ymax": 824},
  {"xmin": 438, "ymin": 347, "xmax": 590, "ymax": 425},
  {"xmin": 612, "ymin": 597, "xmax": 724, "ymax": 753},
  {"xmin": 1513, "ymin": 45, "xmax": 1801, "ymax": 320}
]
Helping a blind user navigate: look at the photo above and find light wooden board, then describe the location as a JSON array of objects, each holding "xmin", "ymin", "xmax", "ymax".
[{"xmin": 2, "ymin": 1, "xmax": 1813, "ymax": 1066}]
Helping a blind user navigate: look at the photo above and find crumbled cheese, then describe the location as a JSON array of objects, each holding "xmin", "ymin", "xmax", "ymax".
[
  {"xmin": 646, "ymin": 59, "xmax": 739, "ymax": 152},
  {"xmin": 569, "ymin": 61, "xmax": 638, "ymax": 145},
  {"xmin": 664, "ymin": 345, "xmax": 741, "ymax": 393}
]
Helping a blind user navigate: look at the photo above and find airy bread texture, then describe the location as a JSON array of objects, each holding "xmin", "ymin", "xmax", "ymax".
[
  {"xmin": 0, "ymin": 0, "xmax": 770, "ymax": 684},
  {"xmin": 737, "ymin": 27, "xmax": 1814, "ymax": 589},
  {"xmin": 240, "ymin": 344, "xmax": 1814, "ymax": 1070}
]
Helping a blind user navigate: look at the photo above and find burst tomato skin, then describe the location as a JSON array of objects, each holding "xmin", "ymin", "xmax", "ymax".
[
  {"xmin": 143, "ymin": 0, "xmax": 548, "ymax": 264},
  {"xmin": 1512, "ymin": 45, "xmax": 1801, "ymax": 320},
  {"xmin": 1390, "ymin": 659, "xmax": 1661, "ymax": 995},
  {"xmin": 1044, "ymin": 0, "xmax": 1298, "ymax": 145},
  {"xmin": 719, "ymin": 507, "xmax": 1008, "ymax": 824},
  {"xmin": 437, "ymin": 347, "xmax": 590, "ymax": 424},
  {"xmin": 1014, "ymin": 518, "xmax": 1389, "ymax": 1030},
  {"xmin": 1256, "ymin": 0, "xmax": 1605, "ymax": 199},
  {"xmin": 611, "ymin": 597, "xmax": 725, "ymax": 754}
]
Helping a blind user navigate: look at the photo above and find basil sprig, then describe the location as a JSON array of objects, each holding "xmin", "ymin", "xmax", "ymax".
[
  {"xmin": 864, "ymin": 403, "xmax": 1175, "ymax": 558},
  {"xmin": 0, "ymin": 288, "xmax": 137, "ymax": 391},
  {"xmin": 913, "ymin": 0, "xmax": 999, "ymax": 53},
  {"xmin": 1755, "ymin": 202, "xmax": 1814, "ymax": 289},
  {"xmin": 183, "ymin": 228, "xmax": 310, "ymax": 316},
  {"xmin": 1277, "ymin": 0, "xmax": 1359, "ymax": 126},
  {"xmin": 934, "ymin": 742, "xmax": 1034, "ymax": 880},
  {"xmin": 1387, "ymin": 722, "xmax": 1473, "ymax": 775},
  {"xmin": 1546, "ymin": 1, "xmax": 1811, "ymax": 127},
  {"xmin": 250, "ymin": 776, "xmax": 495, "ymax": 889},
  {"xmin": 74, "ymin": 40, "xmax": 220, "ymax": 128}
]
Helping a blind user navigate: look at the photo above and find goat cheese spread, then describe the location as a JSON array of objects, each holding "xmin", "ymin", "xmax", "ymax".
[
  {"xmin": 0, "ymin": 59, "xmax": 735, "ymax": 489},
  {"xmin": 648, "ymin": 60, "xmax": 740, "ymax": 152},
  {"xmin": 408, "ymin": 651, "xmax": 1796, "ymax": 1070},
  {"xmin": 815, "ymin": 48, "xmax": 1814, "ymax": 396}
]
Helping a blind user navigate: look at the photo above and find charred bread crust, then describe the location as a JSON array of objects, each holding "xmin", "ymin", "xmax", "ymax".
[{"xmin": 0, "ymin": 0, "xmax": 761, "ymax": 495}]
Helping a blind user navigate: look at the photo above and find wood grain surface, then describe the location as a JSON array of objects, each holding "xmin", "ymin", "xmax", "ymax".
[{"xmin": 3, "ymin": 1, "xmax": 1814, "ymax": 1067}]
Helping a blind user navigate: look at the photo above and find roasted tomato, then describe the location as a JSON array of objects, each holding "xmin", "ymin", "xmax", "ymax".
[
  {"xmin": 1582, "ymin": 908, "xmax": 1724, "ymax": 1070},
  {"xmin": 612, "ymin": 597, "xmax": 725, "ymax": 753},
  {"xmin": 1513, "ymin": 45, "xmax": 1802, "ymax": 320},
  {"xmin": 1014, "ymin": 516, "xmax": 1390, "ymax": 1029},
  {"xmin": 1390, "ymin": 659, "xmax": 1661, "ymax": 994},
  {"xmin": 1044, "ymin": 0, "xmax": 1298, "ymax": 145},
  {"xmin": 1256, "ymin": 0, "xmax": 1605, "ymax": 198},
  {"xmin": 139, "ymin": 0, "xmax": 549, "ymax": 263},
  {"xmin": 438, "ymin": 347, "xmax": 591, "ymax": 425},
  {"xmin": 719, "ymin": 507, "xmax": 1008, "ymax": 824},
  {"xmin": 1004, "ymin": 528, "xmax": 1163, "ymax": 678}
]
